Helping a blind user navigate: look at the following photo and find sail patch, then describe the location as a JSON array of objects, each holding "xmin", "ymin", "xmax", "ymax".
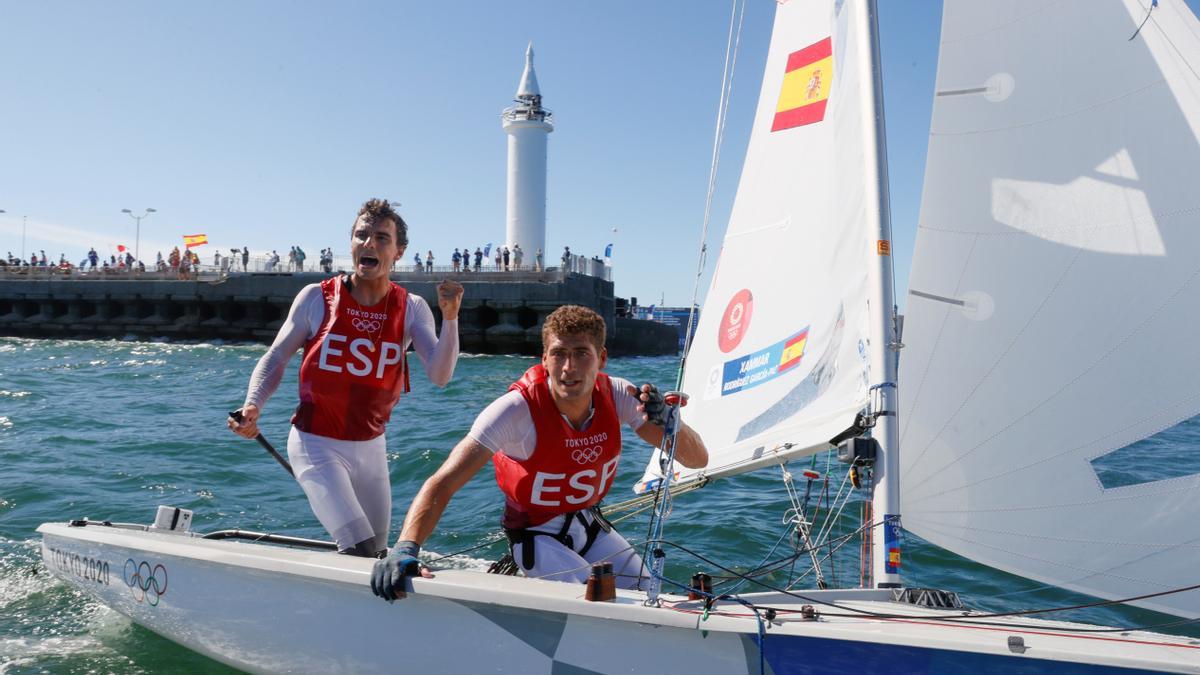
[
  {"xmin": 772, "ymin": 37, "xmax": 832, "ymax": 131},
  {"xmin": 712, "ymin": 328, "xmax": 809, "ymax": 398}
]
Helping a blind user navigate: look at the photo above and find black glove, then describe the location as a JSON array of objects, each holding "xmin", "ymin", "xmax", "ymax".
[
  {"xmin": 371, "ymin": 540, "xmax": 422, "ymax": 601},
  {"xmin": 640, "ymin": 384, "xmax": 667, "ymax": 427}
]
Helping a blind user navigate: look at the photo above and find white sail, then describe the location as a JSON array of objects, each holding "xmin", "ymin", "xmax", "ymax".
[
  {"xmin": 901, "ymin": 0, "xmax": 1200, "ymax": 618},
  {"xmin": 638, "ymin": 0, "xmax": 879, "ymax": 492}
]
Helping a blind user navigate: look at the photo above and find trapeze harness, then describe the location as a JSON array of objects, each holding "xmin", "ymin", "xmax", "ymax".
[
  {"xmin": 493, "ymin": 365, "xmax": 622, "ymax": 569},
  {"xmin": 291, "ymin": 276, "xmax": 410, "ymax": 441}
]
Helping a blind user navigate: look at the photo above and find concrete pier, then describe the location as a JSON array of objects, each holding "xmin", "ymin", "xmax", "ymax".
[{"xmin": 0, "ymin": 270, "xmax": 677, "ymax": 356}]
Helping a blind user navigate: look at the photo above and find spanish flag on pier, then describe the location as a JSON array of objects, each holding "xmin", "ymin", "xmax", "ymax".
[
  {"xmin": 772, "ymin": 37, "xmax": 832, "ymax": 132},
  {"xmin": 183, "ymin": 234, "xmax": 208, "ymax": 248}
]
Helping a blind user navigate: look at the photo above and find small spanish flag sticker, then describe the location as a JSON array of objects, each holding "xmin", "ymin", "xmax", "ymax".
[
  {"xmin": 772, "ymin": 37, "xmax": 833, "ymax": 132},
  {"xmin": 778, "ymin": 329, "xmax": 809, "ymax": 372}
]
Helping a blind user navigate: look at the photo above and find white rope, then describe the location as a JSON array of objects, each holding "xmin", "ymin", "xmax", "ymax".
[{"xmin": 677, "ymin": 0, "xmax": 749, "ymax": 382}]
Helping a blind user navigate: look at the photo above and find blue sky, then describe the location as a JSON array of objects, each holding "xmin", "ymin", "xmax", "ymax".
[{"xmin": 1, "ymin": 1, "xmax": 1189, "ymax": 308}]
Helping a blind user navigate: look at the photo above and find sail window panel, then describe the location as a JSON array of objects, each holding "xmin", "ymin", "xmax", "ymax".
[{"xmin": 1091, "ymin": 414, "xmax": 1200, "ymax": 489}]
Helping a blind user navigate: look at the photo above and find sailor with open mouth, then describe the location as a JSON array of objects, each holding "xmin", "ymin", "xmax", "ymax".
[{"xmin": 229, "ymin": 198, "xmax": 464, "ymax": 558}]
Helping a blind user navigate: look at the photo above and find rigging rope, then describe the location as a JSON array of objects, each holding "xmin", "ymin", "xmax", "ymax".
[{"xmin": 677, "ymin": 0, "xmax": 748, "ymax": 379}]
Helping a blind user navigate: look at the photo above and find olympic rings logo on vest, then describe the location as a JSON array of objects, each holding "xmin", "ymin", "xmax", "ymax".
[
  {"xmin": 351, "ymin": 318, "xmax": 382, "ymax": 333},
  {"xmin": 571, "ymin": 445, "xmax": 603, "ymax": 464},
  {"xmin": 124, "ymin": 558, "xmax": 168, "ymax": 606}
]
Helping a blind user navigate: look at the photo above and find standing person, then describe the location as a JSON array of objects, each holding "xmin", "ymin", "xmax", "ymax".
[
  {"xmin": 229, "ymin": 198, "xmax": 464, "ymax": 557},
  {"xmin": 371, "ymin": 305, "xmax": 708, "ymax": 600},
  {"xmin": 425, "ymin": 250, "xmax": 434, "ymax": 273},
  {"xmin": 296, "ymin": 246, "xmax": 306, "ymax": 272},
  {"xmin": 502, "ymin": 246, "xmax": 510, "ymax": 271},
  {"xmin": 473, "ymin": 247, "xmax": 483, "ymax": 272},
  {"xmin": 242, "ymin": 246, "xmax": 250, "ymax": 272},
  {"xmin": 494, "ymin": 247, "xmax": 502, "ymax": 270},
  {"xmin": 413, "ymin": 251, "xmax": 422, "ymax": 272},
  {"xmin": 452, "ymin": 248, "xmax": 461, "ymax": 273},
  {"xmin": 512, "ymin": 244, "xmax": 523, "ymax": 271},
  {"xmin": 535, "ymin": 247, "xmax": 543, "ymax": 272}
]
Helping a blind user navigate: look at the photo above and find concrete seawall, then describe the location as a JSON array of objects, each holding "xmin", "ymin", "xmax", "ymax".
[{"xmin": 0, "ymin": 271, "xmax": 678, "ymax": 356}]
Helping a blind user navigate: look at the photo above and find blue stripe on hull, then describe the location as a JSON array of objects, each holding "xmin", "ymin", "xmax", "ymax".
[{"xmin": 753, "ymin": 633, "xmax": 1171, "ymax": 674}]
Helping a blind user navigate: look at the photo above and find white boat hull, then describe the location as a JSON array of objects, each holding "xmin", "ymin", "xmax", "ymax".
[{"xmin": 39, "ymin": 522, "xmax": 1200, "ymax": 674}]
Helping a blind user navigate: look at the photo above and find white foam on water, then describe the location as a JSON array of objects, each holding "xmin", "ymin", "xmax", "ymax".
[{"xmin": 0, "ymin": 539, "xmax": 142, "ymax": 673}]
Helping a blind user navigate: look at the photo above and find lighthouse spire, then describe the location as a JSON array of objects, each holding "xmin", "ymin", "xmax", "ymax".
[{"xmin": 516, "ymin": 42, "xmax": 540, "ymax": 99}]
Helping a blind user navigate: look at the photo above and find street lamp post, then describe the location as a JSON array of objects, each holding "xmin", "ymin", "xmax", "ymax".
[{"xmin": 121, "ymin": 208, "xmax": 157, "ymax": 269}]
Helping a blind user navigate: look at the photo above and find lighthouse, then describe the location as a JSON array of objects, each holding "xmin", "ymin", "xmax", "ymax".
[{"xmin": 502, "ymin": 43, "xmax": 553, "ymax": 266}]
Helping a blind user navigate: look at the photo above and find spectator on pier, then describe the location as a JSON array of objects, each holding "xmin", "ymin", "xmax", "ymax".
[
  {"xmin": 561, "ymin": 246, "xmax": 571, "ymax": 270},
  {"xmin": 229, "ymin": 197, "xmax": 463, "ymax": 558},
  {"xmin": 40, "ymin": 250, "xmax": 48, "ymax": 267},
  {"xmin": 452, "ymin": 248, "xmax": 461, "ymax": 272},
  {"xmin": 179, "ymin": 252, "xmax": 192, "ymax": 279},
  {"xmin": 242, "ymin": 247, "xmax": 250, "ymax": 272},
  {"xmin": 425, "ymin": 250, "xmax": 434, "ymax": 273},
  {"xmin": 266, "ymin": 250, "xmax": 281, "ymax": 272},
  {"xmin": 474, "ymin": 247, "xmax": 483, "ymax": 272},
  {"xmin": 535, "ymin": 248, "xmax": 543, "ymax": 272},
  {"xmin": 125, "ymin": 252, "xmax": 134, "ymax": 269},
  {"xmin": 215, "ymin": 251, "xmax": 222, "ymax": 267},
  {"xmin": 463, "ymin": 245, "xmax": 470, "ymax": 272},
  {"xmin": 413, "ymin": 251, "xmax": 422, "ymax": 272},
  {"xmin": 512, "ymin": 244, "xmax": 524, "ymax": 271},
  {"xmin": 88, "ymin": 248, "xmax": 99, "ymax": 269},
  {"xmin": 502, "ymin": 246, "xmax": 510, "ymax": 271},
  {"xmin": 494, "ymin": 247, "xmax": 501, "ymax": 270},
  {"xmin": 296, "ymin": 246, "xmax": 306, "ymax": 272}
]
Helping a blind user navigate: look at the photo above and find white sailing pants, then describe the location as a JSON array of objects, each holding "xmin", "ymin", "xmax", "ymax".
[{"xmin": 287, "ymin": 426, "xmax": 391, "ymax": 552}]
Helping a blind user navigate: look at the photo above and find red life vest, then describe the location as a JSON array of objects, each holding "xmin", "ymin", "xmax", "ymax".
[
  {"xmin": 493, "ymin": 365, "xmax": 623, "ymax": 529},
  {"xmin": 291, "ymin": 277, "xmax": 410, "ymax": 441}
]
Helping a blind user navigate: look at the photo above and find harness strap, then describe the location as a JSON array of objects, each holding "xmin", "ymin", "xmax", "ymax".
[{"xmin": 504, "ymin": 506, "xmax": 612, "ymax": 570}]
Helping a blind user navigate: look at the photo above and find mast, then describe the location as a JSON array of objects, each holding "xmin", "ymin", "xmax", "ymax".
[{"xmin": 857, "ymin": 0, "xmax": 902, "ymax": 589}]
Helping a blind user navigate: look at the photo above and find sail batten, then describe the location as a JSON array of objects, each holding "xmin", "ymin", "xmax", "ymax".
[{"xmin": 901, "ymin": 0, "xmax": 1200, "ymax": 619}]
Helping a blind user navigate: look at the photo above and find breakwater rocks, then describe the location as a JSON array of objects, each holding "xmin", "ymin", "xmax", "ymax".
[{"xmin": 0, "ymin": 271, "xmax": 678, "ymax": 356}]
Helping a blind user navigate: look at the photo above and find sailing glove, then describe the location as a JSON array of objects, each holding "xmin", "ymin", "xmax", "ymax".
[
  {"xmin": 371, "ymin": 540, "xmax": 421, "ymax": 601},
  {"xmin": 640, "ymin": 384, "xmax": 667, "ymax": 426}
]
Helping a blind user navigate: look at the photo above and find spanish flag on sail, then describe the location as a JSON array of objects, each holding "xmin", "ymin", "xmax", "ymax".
[
  {"xmin": 772, "ymin": 37, "xmax": 832, "ymax": 132},
  {"xmin": 183, "ymin": 234, "xmax": 208, "ymax": 248}
]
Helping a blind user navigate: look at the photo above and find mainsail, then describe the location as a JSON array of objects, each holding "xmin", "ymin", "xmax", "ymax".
[
  {"xmin": 638, "ymin": 0, "xmax": 881, "ymax": 492},
  {"xmin": 901, "ymin": 0, "xmax": 1200, "ymax": 618}
]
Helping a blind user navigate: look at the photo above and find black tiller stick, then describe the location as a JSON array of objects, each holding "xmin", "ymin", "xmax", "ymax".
[{"xmin": 228, "ymin": 409, "xmax": 294, "ymax": 477}]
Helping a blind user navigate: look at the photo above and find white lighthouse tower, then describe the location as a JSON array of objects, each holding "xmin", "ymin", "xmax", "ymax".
[{"xmin": 502, "ymin": 43, "xmax": 553, "ymax": 266}]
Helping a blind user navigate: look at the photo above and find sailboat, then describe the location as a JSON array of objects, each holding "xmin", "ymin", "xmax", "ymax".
[{"xmin": 38, "ymin": 1, "xmax": 1200, "ymax": 672}]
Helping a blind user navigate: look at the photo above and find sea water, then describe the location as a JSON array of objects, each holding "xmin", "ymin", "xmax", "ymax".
[{"xmin": 1, "ymin": 337, "xmax": 1196, "ymax": 673}]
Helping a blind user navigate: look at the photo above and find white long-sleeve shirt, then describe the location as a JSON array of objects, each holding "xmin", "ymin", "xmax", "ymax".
[{"xmin": 243, "ymin": 283, "xmax": 458, "ymax": 410}]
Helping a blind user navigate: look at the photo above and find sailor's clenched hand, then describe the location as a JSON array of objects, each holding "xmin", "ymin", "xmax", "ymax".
[
  {"xmin": 228, "ymin": 405, "xmax": 261, "ymax": 439},
  {"xmin": 436, "ymin": 279, "xmax": 464, "ymax": 322}
]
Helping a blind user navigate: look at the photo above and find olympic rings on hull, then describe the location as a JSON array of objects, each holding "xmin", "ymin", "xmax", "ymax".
[{"xmin": 124, "ymin": 558, "xmax": 169, "ymax": 606}]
